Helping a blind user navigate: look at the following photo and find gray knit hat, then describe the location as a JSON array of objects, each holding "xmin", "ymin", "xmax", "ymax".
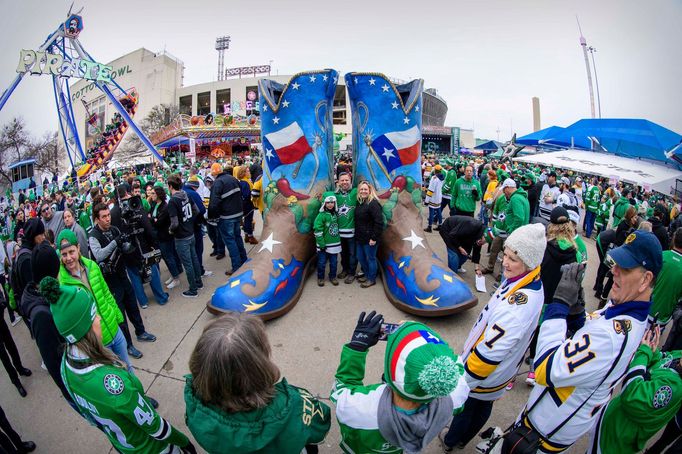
[{"xmin": 503, "ymin": 223, "xmax": 547, "ymax": 269}]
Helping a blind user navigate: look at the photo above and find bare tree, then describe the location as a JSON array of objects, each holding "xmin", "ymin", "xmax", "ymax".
[
  {"xmin": 116, "ymin": 103, "xmax": 178, "ymax": 160},
  {"xmin": 33, "ymin": 131, "xmax": 65, "ymax": 177},
  {"xmin": 0, "ymin": 117, "xmax": 35, "ymax": 185}
]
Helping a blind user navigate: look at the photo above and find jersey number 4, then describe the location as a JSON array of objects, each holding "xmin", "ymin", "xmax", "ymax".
[
  {"xmin": 564, "ymin": 334, "xmax": 596, "ymax": 373},
  {"xmin": 134, "ymin": 394, "xmax": 155, "ymax": 426}
]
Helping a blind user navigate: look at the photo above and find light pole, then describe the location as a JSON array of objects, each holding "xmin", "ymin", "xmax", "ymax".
[
  {"xmin": 268, "ymin": 60, "xmax": 273, "ymax": 76},
  {"xmin": 588, "ymin": 46, "xmax": 602, "ymax": 118}
]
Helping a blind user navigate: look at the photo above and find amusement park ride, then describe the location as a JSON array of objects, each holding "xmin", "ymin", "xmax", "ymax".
[{"xmin": 0, "ymin": 6, "xmax": 163, "ymax": 178}]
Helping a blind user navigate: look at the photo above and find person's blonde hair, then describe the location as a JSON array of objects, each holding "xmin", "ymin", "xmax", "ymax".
[
  {"xmin": 357, "ymin": 181, "xmax": 378, "ymax": 204},
  {"xmin": 547, "ymin": 222, "xmax": 577, "ymax": 249},
  {"xmin": 237, "ymin": 166, "xmax": 250, "ymax": 180},
  {"xmin": 71, "ymin": 328, "xmax": 125, "ymax": 369},
  {"xmin": 189, "ymin": 313, "xmax": 280, "ymax": 413}
]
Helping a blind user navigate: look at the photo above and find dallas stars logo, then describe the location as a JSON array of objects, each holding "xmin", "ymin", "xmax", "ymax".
[
  {"xmin": 653, "ymin": 385, "xmax": 672, "ymax": 409},
  {"xmin": 104, "ymin": 374, "xmax": 125, "ymax": 395},
  {"xmin": 338, "ymin": 204, "xmax": 351, "ymax": 218}
]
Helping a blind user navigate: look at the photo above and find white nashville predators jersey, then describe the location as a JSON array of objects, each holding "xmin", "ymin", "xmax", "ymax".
[
  {"xmin": 461, "ymin": 268, "xmax": 544, "ymax": 401},
  {"xmin": 523, "ymin": 300, "xmax": 650, "ymax": 452}
]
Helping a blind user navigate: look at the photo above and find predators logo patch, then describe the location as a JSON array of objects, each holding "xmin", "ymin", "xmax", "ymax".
[
  {"xmin": 613, "ymin": 319, "xmax": 632, "ymax": 334},
  {"xmin": 508, "ymin": 292, "xmax": 528, "ymax": 305}
]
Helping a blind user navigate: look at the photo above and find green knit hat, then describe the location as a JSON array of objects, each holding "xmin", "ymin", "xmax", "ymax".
[
  {"xmin": 40, "ymin": 277, "xmax": 96, "ymax": 344},
  {"xmin": 384, "ymin": 322, "xmax": 464, "ymax": 403},
  {"xmin": 56, "ymin": 229, "xmax": 79, "ymax": 251}
]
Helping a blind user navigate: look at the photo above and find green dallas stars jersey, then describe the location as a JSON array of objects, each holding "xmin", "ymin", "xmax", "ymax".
[
  {"xmin": 61, "ymin": 351, "xmax": 189, "ymax": 454},
  {"xmin": 335, "ymin": 188, "xmax": 357, "ymax": 238},
  {"xmin": 585, "ymin": 185, "xmax": 601, "ymax": 213},
  {"xmin": 593, "ymin": 346, "xmax": 682, "ymax": 454}
]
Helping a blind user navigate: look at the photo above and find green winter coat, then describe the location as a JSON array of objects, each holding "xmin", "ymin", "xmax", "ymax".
[
  {"xmin": 503, "ymin": 188, "xmax": 530, "ymax": 234},
  {"xmin": 184, "ymin": 375, "xmax": 331, "ymax": 454},
  {"xmin": 598, "ymin": 346, "xmax": 682, "ymax": 453},
  {"xmin": 314, "ymin": 211, "xmax": 342, "ymax": 254},
  {"xmin": 58, "ymin": 257, "xmax": 123, "ymax": 346},
  {"xmin": 335, "ymin": 188, "xmax": 357, "ymax": 238},
  {"xmin": 451, "ymin": 177, "xmax": 481, "ymax": 213},
  {"xmin": 612, "ymin": 196, "xmax": 631, "ymax": 227}
]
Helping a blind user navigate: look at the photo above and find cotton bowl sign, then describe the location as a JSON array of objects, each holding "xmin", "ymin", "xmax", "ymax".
[{"xmin": 16, "ymin": 49, "xmax": 114, "ymax": 83}]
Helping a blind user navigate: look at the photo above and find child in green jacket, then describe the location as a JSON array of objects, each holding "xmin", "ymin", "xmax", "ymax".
[{"xmin": 314, "ymin": 192, "xmax": 342, "ymax": 287}]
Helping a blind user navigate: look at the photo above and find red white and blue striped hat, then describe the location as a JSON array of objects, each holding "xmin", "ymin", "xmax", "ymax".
[{"xmin": 383, "ymin": 322, "xmax": 463, "ymax": 403}]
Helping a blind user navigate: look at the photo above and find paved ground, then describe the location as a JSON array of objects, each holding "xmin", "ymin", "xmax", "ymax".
[{"xmin": 0, "ymin": 211, "xmax": 644, "ymax": 453}]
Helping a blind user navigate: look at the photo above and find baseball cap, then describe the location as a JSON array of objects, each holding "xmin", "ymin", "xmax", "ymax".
[
  {"xmin": 501, "ymin": 178, "xmax": 517, "ymax": 190},
  {"xmin": 607, "ymin": 230, "xmax": 663, "ymax": 275},
  {"xmin": 550, "ymin": 206, "xmax": 570, "ymax": 224},
  {"xmin": 560, "ymin": 176, "xmax": 571, "ymax": 186},
  {"xmin": 565, "ymin": 205, "xmax": 580, "ymax": 224}
]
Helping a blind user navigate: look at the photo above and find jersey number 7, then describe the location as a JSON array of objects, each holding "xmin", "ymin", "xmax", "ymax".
[{"xmin": 564, "ymin": 334, "xmax": 596, "ymax": 373}]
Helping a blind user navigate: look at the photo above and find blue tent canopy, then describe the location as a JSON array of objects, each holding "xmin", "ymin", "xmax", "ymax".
[
  {"xmin": 541, "ymin": 119, "xmax": 682, "ymax": 164},
  {"xmin": 474, "ymin": 140, "xmax": 502, "ymax": 151},
  {"xmin": 515, "ymin": 126, "xmax": 566, "ymax": 146}
]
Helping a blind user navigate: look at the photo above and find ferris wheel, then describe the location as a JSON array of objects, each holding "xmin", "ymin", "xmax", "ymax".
[{"xmin": 0, "ymin": 5, "xmax": 164, "ymax": 178}]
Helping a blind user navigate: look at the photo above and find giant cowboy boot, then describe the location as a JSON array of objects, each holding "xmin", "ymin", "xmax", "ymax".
[
  {"xmin": 345, "ymin": 73, "xmax": 477, "ymax": 316},
  {"xmin": 208, "ymin": 69, "xmax": 338, "ymax": 320}
]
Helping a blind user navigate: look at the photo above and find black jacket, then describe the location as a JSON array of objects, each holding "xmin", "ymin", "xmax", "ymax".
[
  {"xmin": 354, "ymin": 199, "xmax": 383, "ymax": 245},
  {"xmin": 648, "ymin": 217, "xmax": 670, "ymax": 251},
  {"xmin": 19, "ymin": 284, "xmax": 72, "ymax": 403},
  {"xmin": 150, "ymin": 201, "xmax": 172, "ymax": 242},
  {"xmin": 541, "ymin": 239, "xmax": 577, "ymax": 305},
  {"xmin": 208, "ymin": 172, "xmax": 243, "ymax": 220},
  {"xmin": 615, "ymin": 219, "xmax": 635, "ymax": 247},
  {"xmin": 110, "ymin": 200, "xmax": 157, "ymax": 268},
  {"xmin": 528, "ymin": 181, "xmax": 544, "ymax": 214},
  {"xmin": 439, "ymin": 215, "xmax": 483, "ymax": 263}
]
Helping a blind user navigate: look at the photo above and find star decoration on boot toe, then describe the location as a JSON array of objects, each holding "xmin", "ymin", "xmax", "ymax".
[
  {"xmin": 291, "ymin": 82, "xmax": 300, "ymax": 90},
  {"xmin": 403, "ymin": 230, "xmax": 425, "ymax": 249},
  {"xmin": 282, "ymin": 100, "xmax": 290, "ymax": 108},
  {"xmin": 309, "ymin": 75, "xmax": 316, "ymax": 83},
  {"xmin": 273, "ymin": 116, "xmax": 280, "ymax": 125},
  {"xmin": 382, "ymin": 84, "xmax": 389, "ymax": 92},
  {"xmin": 258, "ymin": 233, "xmax": 282, "ymax": 253},
  {"xmin": 369, "ymin": 77, "xmax": 376, "ymax": 85},
  {"xmin": 391, "ymin": 101, "xmax": 399, "ymax": 109}
]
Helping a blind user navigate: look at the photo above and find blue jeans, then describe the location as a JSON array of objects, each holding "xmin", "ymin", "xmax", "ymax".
[
  {"xmin": 317, "ymin": 251, "xmax": 338, "ymax": 280},
  {"xmin": 218, "ymin": 218, "xmax": 248, "ymax": 271},
  {"xmin": 158, "ymin": 239, "xmax": 182, "ymax": 278},
  {"xmin": 126, "ymin": 264, "xmax": 168, "ymax": 306},
  {"xmin": 356, "ymin": 243, "xmax": 378, "ymax": 283},
  {"xmin": 105, "ymin": 328, "xmax": 133, "ymax": 373},
  {"xmin": 207, "ymin": 222, "xmax": 225, "ymax": 255},
  {"xmin": 175, "ymin": 235, "xmax": 202, "ymax": 292},
  {"xmin": 194, "ymin": 227, "xmax": 205, "ymax": 275},
  {"xmin": 428, "ymin": 206, "xmax": 443, "ymax": 227},
  {"xmin": 447, "ymin": 248, "xmax": 468, "ymax": 273},
  {"xmin": 584, "ymin": 210, "xmax": 597, "ymax": 237}
]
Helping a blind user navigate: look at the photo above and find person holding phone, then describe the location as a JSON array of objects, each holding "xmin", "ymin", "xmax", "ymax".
[{"xmin": 331, "ymin": 312, "xmax": 469, "ymax": 453}]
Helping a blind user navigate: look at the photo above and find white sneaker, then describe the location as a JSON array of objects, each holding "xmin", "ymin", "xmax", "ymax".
[
  {"xmin": 41, "ymin": 361, "xmax": 47, "ymax": 370},
  {"xmin": 10, "ymin": 316, "xmax": 22, "ymax": 327},
  {"xmin": 167, "ymin": 278, "xmax": 180, "ymax": 289},
  {"xmin": 202, "ymin": 270, "xmax": 213, "ymax": 277},
  {"xmin": 457, "ymin": 268, "xmax": 466, "ymax": 274},
  {"xmin": 164, "ymin": 276, "xmax": 174, "ymax": 285}
]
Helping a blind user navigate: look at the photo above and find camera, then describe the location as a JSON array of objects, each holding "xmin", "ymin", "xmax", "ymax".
[{"xmin": 116, "ymin": 194, "xmax": 162, "ymax": 282}]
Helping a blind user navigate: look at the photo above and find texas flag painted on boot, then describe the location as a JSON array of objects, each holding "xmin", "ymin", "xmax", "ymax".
[
  {"xmin": 207, "ymin": 70, "xmax": 338, "ymax": 320},
  {"xmin": 345, "ymin": 73, "xmax": 423, "ymax": 193},
  {"xmin": 346, "ymin": 72, "xmax": 477, "ymax": 317}
]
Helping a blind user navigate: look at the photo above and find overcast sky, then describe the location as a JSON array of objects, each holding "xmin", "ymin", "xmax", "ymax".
[{"xmin": 0, "ymin": 0, "xmax": 680, "ymax": 143}]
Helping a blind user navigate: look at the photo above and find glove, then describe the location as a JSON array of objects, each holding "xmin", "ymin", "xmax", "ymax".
[
  {"xmin": 569, "ymin": 287, "xmax": 586, "ymax": 315},
  {"xmin": 182, "ymin": 442, "xmax": 197, "ymax": 454},
  {"xmin": 348, "ymin": 311, "xmax": 383, "ymax": 352},
  {"xmin": 472, "ymin": 189, "xmax": 479, "ymax": 199},
  {"xmin": 554, "ymin": 262, "xmax": 586, "ymax": 308}
]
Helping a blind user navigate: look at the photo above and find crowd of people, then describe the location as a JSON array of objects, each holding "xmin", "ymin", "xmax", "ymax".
[{"xmin": 0, "ymin": 151, "xmax": 681, "ymax": 453}]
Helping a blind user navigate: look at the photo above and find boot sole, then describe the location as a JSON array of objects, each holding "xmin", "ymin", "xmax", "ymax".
[
  {"xmin": 378, "ymin": 265, "xmax": 479, "ymax": 317},
  {"xmin": 206, "ymin": 256, "xmax": 316, "ymax": 321}
]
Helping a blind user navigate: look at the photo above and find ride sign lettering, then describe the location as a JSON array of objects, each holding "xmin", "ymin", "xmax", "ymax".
[{"xmin": 16, "ymin": 49, "xmax": 113, "ymax": 83}]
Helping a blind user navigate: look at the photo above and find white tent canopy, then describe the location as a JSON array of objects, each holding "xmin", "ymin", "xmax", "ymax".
[{"xmin": 514, "ymin": 149, "xmax": 682, "ymax": 195}]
